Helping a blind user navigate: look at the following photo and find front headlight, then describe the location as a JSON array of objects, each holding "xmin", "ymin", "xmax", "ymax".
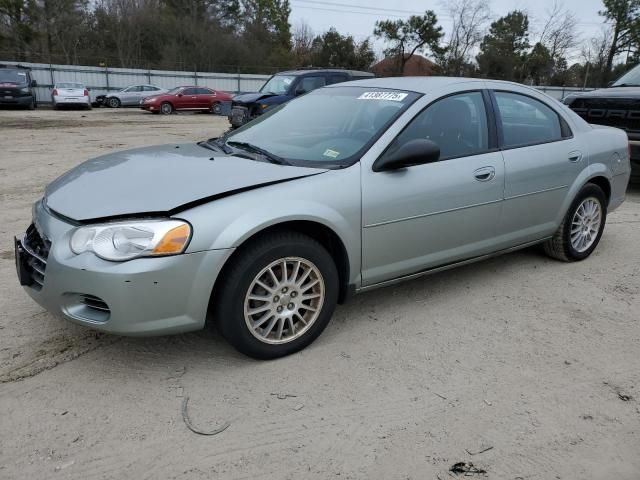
[
  {"xmin": 20, "ymin": 87, "xmax": 30, "ymax": 93},
  {"xmin": 259, "ymin": 103, "xmax": 270, "ymax": 110},
  {"xmin": 70, "ymin": 219, "xmax": 191, "ymax": 261}
]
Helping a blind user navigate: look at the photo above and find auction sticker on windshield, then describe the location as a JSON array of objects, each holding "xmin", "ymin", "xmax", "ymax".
[{"xmin": 358, "ymin": 91, "xmax": 408, "ymax": 101}]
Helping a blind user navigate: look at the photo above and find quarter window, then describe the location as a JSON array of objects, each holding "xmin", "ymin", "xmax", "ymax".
[
  {"xmin": 494, "ymin": 92, "xmax": 565, "ymax": 148},
  {"xmin": 386, "ymin": 91, "xmax": 489, "ymax": 161}
]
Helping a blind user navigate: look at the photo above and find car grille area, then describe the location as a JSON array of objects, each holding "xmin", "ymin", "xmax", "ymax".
[{"xmin": 21, "ymin": 224, "xmax": 51, "ymax": 290}]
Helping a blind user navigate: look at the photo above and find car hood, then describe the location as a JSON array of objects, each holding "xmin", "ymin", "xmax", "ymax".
[
  {"xmin": 567, "ymin": 86, "xmax": 640, "ymax": 100},
  {"xmin": 232, "ymin": 92, "xmax": 278, "ymax": 105},
  {"xmin": 44, "ymin": 143, "xmax": 327, "ymax": 222}
]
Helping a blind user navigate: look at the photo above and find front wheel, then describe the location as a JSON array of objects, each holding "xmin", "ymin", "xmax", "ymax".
[
  {"xmin": 213, "ymin": 231, "xmax": 339, "ymax": 359},
  {"xmin": 544, "ymin": 183, "xmax": 607, "ymax": 262},
  {"xmin": 160, "ymin": 102, "xmax": 173, "ymax": 114},
  {"xmin": 107, "ymin": 97, "xmax": 120, "ymax": 108}
]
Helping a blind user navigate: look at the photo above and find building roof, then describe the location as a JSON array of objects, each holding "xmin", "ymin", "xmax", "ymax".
[{"xmin": 371, "ymin": 55, "xmax": 437, "ymax": 77}]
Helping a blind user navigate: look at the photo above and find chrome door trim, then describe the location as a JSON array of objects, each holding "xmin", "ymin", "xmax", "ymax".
[{"xmin": 363, "ymin": 198, "xmax": 503, "ymax": 228}]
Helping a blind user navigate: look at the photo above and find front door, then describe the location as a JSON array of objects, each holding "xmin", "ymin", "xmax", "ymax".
[
  {"xmin": 177, "ymin": 88, "xmax": 199, "ymax": 109},
  {"xmin": 361, "ymin": 90, "xmax": 505, "ymax": 286}
]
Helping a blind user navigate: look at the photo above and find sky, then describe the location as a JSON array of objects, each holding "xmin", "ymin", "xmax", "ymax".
[{"xmin": 289, "ymin": 0, "xmax": 609, "ymax": 63}]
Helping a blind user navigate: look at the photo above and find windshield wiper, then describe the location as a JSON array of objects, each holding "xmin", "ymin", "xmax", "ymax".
[
  {"xmin": 227, "ymin": 141, "xmax": 290, "ymax": 165},
  {"xmin": 203, "ymin": 137, "xmax": 233, "ymax": 154}
]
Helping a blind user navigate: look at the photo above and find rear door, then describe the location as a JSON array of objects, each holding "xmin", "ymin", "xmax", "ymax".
[
  {"xmin": 120, "ymin": 86, "xmax": 142, "ymax": 105},
  {"xmin": 490, "ymin": 87, "xmax": 583, "ymax": 245},
  {"xmin": 195, "ymin": 87, "xmax": 216, "ymax": 109}
]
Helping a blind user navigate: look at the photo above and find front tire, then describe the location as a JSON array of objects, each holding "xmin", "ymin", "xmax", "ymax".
[
  {"xmin": 160, "ymin": 102, "xmax": 173, "ymax": 114},
  {"xmin": 544, "ymin": 183, "xmax": 607, "ymax": 262},
  {"xmin": 213, "ymin": 231, "xmax": 339, "ymax": 359},
  {"xmin": 107, "ymin": 97, "xmax": 121, "ymax": 108}
]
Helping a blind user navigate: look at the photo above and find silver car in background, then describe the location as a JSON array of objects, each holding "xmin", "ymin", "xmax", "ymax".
[
  {"xmin": 105, "ymin": 84, "xmax": 167, "ymax": 108},
  {"xmin": 15, "ymin": 77, "xmax": 631, "ymax": 359}
]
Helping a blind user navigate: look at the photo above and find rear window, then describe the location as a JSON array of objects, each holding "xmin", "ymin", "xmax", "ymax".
[{"xmin": 57, "ymin": 82, "xmax": 84, "ymax": 89}]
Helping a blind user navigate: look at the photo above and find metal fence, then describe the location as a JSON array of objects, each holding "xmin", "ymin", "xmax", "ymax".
[
  {"xmin": 1, "ymin": 60, "xmax": 595, "ymax": 105},
  {"xmin": 1, "ymin": 61, "xmax": 271, "ymax": 104}
]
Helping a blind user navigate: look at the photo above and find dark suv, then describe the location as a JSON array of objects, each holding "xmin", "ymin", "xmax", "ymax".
[
  {"xmin": 563, "ymin": 64, "xmax": 640, "ymax": 180},
  {"xmin": 228, "ymin": 68, "xmax": 374, "ymax": 128},
  {"xmin": 0, "ymin": 64, "xmax": 37, "ymax": 109}
]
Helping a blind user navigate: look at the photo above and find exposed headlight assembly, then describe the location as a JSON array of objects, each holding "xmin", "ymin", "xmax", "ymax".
[{"xmin": 70, "ymin": 219, "xmax": 191, "ymax": 261}]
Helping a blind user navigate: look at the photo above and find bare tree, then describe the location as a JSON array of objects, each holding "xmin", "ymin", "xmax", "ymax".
[
  {"xmin": 439, "ymin": 0, "xmax": 491, "ymax": 76},
  {"xmin": 537, "ymin": 0, "xmax": 579, "ymax": 63},
  {"xmin": 580, "ymin": 28, "xmax": 613, "ymax": 87},
  {"xmin": 292, "ymin": 19, "xmax": 314, "ymax": 65}
]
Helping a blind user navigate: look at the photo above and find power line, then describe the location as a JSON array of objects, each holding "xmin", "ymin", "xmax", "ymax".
[{"xmin": 291, "ymin": 0, "xmax": 612, "ymax": 27}]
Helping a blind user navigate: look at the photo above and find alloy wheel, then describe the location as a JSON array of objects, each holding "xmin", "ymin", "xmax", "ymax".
[
  {"xmin": 570, "ymin": 197, "xmax": 602, "ymax": 253},
  {"xmin": 244, "ymin": 257, "xmax": 325, "ymax": 344}
]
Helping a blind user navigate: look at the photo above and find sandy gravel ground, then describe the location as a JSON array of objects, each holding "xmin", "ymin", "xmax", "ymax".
[{"xmin": 1, "ymin": 108, "xmax": 639, "ymax": 480}]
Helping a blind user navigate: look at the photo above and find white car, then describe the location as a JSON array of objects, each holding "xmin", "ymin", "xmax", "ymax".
[{"xmin": 51, "ymin": 82, "xmax": 92, "ymax": 109}]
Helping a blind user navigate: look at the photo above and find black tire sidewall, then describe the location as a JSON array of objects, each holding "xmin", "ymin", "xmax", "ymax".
[
  {"xmin": 216, "ymin": 236, "xmax": 339, "ymax": 359},
  {"xmin": 161, "ymin": 102, "xmax": 172, "ymax": 114},
  {"xmin": 563, "ymin": 184, "xmax": 607, "ymax": 260},
  {"xmin": 108, "ymin": 98, "xmax": 120, "ymax": 108}
]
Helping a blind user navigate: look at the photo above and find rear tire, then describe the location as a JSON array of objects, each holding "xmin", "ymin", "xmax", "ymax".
[
  {"xmin": 543, "ymin": 183, "xmax": 607, "ymax": 262},
  {"xmin": 160, "ymin": 102, "xmax": 173, "ymax": 114},
  {"xmin": 213, "ymin": 231, "xmax": 339, "ymax": 359},
  {"xmin": 211, "ymin": 102, "xmax": 222, "ymax": 114}
]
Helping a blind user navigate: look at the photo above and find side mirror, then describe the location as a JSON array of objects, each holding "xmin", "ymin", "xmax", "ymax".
[
  {"xmin": 31, "ymin": 79, "xmax": 37, "ymax": 87},
  {"xmin": 373, "ymin": 139, "xmax": 440, "ymax": 172},
  {"xmin": 177, "ymin": 93, "xmax": 183, "ymax": 97}
]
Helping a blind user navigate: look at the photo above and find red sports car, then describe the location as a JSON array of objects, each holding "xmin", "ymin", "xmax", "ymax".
[{"xmin": 141, "ymin": 86, "xmax": 233, "ymax": 114}]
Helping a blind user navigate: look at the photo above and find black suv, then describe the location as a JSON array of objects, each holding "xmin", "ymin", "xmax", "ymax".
[
  {"xmin": 229, "ymin": 68, "xmax": 374, "ymax": 128},
  {"xmin": 563, "ymin": 64, "xmax": 640, "ymax": 180},
  {"xmin": 0, "ymin": 64, "xmax": 38, "ymax": 109}
]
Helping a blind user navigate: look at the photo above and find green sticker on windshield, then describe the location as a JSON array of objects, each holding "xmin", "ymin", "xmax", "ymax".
[{"xmin": 323, "ymin": 149, "xmax": 340, "ymax": 158}]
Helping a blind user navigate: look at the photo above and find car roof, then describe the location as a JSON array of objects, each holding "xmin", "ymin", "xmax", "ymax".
[
  {"xmin": 328, "ymin": 76, "xmax": 515, "ymax": 94},
  {"xmin": 275, "ymin": 69, "xmax": 374, "ymax": 77}
]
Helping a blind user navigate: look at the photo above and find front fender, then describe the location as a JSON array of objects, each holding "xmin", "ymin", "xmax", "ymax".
[{"xmin": 177, "ymin": 166, "xmax": 362, "ymax": 285}]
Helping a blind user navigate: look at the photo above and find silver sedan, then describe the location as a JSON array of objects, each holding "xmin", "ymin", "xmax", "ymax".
[
  {"xmin": 15, "ymin": 77, "xmax": 631, "ymax": 359},
  {"xmin": 105, "ymin": 84, "xmax": 167, "ymax": 108}
]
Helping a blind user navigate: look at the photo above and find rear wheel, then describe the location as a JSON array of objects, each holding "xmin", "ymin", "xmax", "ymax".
[
  {"xmin": 210, "ymin": 102, "xmax": 222, "ymax": 114},
  {"xmin": 107, "ymin": 97, "xmax": 121, "ymax": 108},
  {"xmin": 544, "ymin": 183, "xmax": 607, "ymax": 262},
  {"xmin": 213, "ymin": 231, "xmax": 339, "ymax": 359},
  {"xmin": 160, "ymin": 102, "xmax": 173, "ymax": 114}
]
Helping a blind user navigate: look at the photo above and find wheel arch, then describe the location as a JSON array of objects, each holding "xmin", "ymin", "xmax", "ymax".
[
  {"xmin": 557, "ymin": 166, "xmax": 612, "ymax": 225},
  {"xmin": 208, "ymin": 220, "xmax": 352, "ymax": 318}
]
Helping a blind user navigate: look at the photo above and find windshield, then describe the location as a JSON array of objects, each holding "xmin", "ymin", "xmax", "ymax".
[
  {"xmin": 57, "ymin": 82, "xmax": 83, "ymax": 89},
  {"xmin": 0, "ymin": 69, "xmax": 28, "ymax": 85},
  {"xmin": 612, "ymin": 64, "xmax": 640, "ymax": 87},
  {"xmin": 259, "ymin": 75, "xmax": 296, "ymax": 95},
  {"xmin": 166, "ymin": 87, "xmax": 182, "ymax": 95},
  {"xmin": 225, "ymin": 86, "xmax": 420, "ymax": 167}
]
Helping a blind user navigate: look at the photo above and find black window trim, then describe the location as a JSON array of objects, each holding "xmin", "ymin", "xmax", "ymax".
[
  {"xmin": 489, "ymin": 89, "xmax": 574, "ymax": 151},
  {"xmin": 373, "ymin": 89, "xmax": 500, "ymax": 171}
]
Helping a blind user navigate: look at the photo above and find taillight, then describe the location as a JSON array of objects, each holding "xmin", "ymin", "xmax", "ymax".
[
  {"xmin": 83, "ymin": 89, "xmax": 89, "ymax": 96},
  {"xmin": 52, "ymin": 89, "xmax": 58, "ymax": 96}
]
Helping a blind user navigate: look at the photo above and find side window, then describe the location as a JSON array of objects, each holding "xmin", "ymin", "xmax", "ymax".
[
  {"xmin": 328, "ymin": 75, "xmax": 348, "ymax": 85},
  {"xmin": 129, "ymin": 86, "xmax": 143, "ymax": 92},
  {"xmin": 494, "ymin": 92, "xmax": 565, "ymax": 148},
  {"xmin": 385, "ymin": 91, "xmax": 489, "ymax": 161},
  {"xmin": 197, "ymin": 87, "xmax": 214, "ymax": 95},
  {"xmin": 143, "ymin": 86, "xmax": 157, "ymax": 92},
  {"xmin": 297, "ymin": 76, "xmax": 326, "ymax": 94},
  {"xmin": 182, "ymin": 88, "xmax": 197, "ymax": 95}
]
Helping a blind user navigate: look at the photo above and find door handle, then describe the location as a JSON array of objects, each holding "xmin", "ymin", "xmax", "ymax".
[
  {"xmin": 473, "ymin": 166, "xmax": 496, "ymax": 182},
  {"xmin": 568, "ymin": 151, "xmax": 583, "ymax": 162}
]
